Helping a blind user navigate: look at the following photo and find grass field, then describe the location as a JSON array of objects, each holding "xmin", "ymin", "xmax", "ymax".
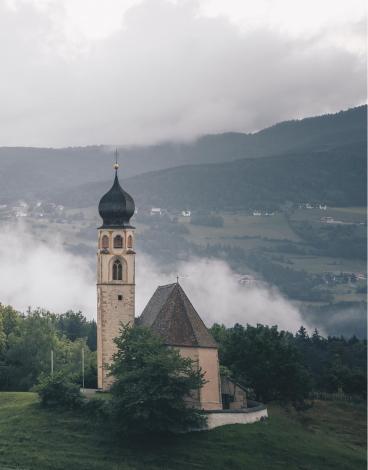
[
  {"xmin": 0, "ymin": 392, "xmax": 366, "ymax": 470},
  {"xmin": 187, "ymin": 212, "xmax": 302, "ymax": 244},
  {"xmin": 180, "ymin": 208, "xmax": 366, "ymax": 305},
  {"xmin": 290, "ymin": 207, "xmax": 366, "ymax": 224}
]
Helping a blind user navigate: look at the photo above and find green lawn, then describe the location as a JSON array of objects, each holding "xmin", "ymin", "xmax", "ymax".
[{"xmin": 0, "ymin": 392, "xmax": 366, "ymax": 470}]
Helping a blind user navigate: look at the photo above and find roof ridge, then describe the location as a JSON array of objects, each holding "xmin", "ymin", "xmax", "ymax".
[
  {"xmin": 157, "ymin": 282, "xmax": 177, "ymax": 290},
  {"xmin": 173, "ymin": 286, "xmax": 199, "ymax": 345},
  {"xmin": 154, "ymin": 285, "xmax": 198, "ymax": 346},
  {"xmin": 176, "ymin": 286, "xmax": 201, "ymax": 345},
  {"xmin": 177, "ymin": 285, "xmax": 217, "ymax": 348},
  {"xmin": 139, "ymin": 283, "xmax": 218, "ymax": 348},
  {"xmin": 139, "ymin": 283, "xmax": 177, "ymax": 326}
]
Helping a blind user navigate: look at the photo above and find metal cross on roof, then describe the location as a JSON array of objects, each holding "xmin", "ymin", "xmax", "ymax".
[{"xmin": 113, "ymin": 148, "xmax": 119, "ymax": 171}]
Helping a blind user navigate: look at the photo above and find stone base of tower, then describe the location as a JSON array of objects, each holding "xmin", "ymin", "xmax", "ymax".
[{"xmin": 97, "ymin": 283, "xmax": 135, "ymax": 390}]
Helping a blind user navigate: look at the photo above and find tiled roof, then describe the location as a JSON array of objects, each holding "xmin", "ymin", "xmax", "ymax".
[{"xmin": 138, "ymin": 283, "xmax": 218, "ymax": 348}]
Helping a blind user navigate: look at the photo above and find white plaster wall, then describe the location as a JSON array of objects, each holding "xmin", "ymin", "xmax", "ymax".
[
  {"xmin": 179, "ymin": 346, "xmax": 222, "ymax": 410},
  {"xmin": 206, "ymin": 408, "xmax": 268, "ymax": 430}
]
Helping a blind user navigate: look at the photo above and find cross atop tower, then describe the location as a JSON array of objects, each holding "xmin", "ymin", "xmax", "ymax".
[{"xmin": 113, "ymin": 148, "xmax": 119, "ymax": 171}]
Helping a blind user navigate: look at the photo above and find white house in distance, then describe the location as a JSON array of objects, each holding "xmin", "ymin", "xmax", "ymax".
[{"xmin": 150, "ymin": 207, "xmax": 162, "ymax": 216}]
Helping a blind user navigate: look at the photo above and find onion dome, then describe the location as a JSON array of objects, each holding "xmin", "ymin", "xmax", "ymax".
[{"xmin": 98, "ymin": 167, "xmax": 135, "ymax": 228}]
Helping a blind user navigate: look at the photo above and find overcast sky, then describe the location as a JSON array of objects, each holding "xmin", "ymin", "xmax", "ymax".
[{"xmin": 0, "ymin": 0, "xmax": 366, "ymax": 147}]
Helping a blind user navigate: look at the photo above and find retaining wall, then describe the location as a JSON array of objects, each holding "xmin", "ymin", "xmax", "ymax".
[{"xmin": 205, "ymin": 401, "xmax": 268, "ymax": 430}]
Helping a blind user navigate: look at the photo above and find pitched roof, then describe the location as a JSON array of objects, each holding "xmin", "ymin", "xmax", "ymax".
[{"xmin": 138, "ymin": 283, "xmax": 218, "ymax": 349}]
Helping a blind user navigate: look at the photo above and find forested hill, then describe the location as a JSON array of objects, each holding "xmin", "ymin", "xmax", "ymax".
[
  {"xmin": 188, "ymin": 105, "xmax": 367, "ymax": 163},
  {"xmin": 58, "ymin": 141, "xmax": 366, "ymax": 210},
  {"xmin": 0, "ymin": 105, "xmax": 366, "ymax": 202}
]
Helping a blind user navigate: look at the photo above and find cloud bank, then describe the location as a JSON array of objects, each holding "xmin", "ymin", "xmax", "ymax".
[
  {"xmin": 136, "ymin": 254, "xmax": 308, "ymax": 332},
  {"xmin": 0, "ymin": 0, "xmax": 365, "ymax": 146},
  {"xmin": 0, "ymin": 223, "xmax": 308, "ymax": 333},
  {"xmin": 0, "ymin": 223, "xmax": 96, "ymax": 316}
]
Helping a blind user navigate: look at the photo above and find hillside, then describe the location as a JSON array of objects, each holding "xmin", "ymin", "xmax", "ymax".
[
  {"xmin": 57, "ymin": 141, "xmax": 366, "ymax": 210},
  {"xmin": 0, "ymin": 105, "xmax": 365, "ymax": 203},
  {"xmin": 0, "ymin": 393, "xmax": 365, "ymax": 470}
]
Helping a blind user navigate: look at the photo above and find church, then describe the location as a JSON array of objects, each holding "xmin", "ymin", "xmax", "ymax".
[{"xmin": 96, "ymin": 164, "xmax": 248, "ymax": 412}]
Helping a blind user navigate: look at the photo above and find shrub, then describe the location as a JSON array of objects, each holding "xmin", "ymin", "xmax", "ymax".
[
  {"xmin": 34, "ymin": 372, "xmax": 83, "ymax": 408},
  {"xmin": 82, "ymin": 396, "xmax": 110, "ymax": 421},
  {"xmin": 109, "ymin": 325, "xmax": 206, "ymax": 435}
]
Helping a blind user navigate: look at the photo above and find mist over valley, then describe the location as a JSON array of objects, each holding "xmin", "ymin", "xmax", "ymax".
[{"xmin": 0, "ymin": 107, "xmax": 366, "ymax": 337}]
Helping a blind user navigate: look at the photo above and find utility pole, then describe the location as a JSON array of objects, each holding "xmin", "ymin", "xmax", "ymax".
[
  {"xmin": 82, "ymin": 348, "xmax": 85, "ymax": 390},
  {"xmin": 51, "ymin": 350, "xmax": 54, "ymax": 377}
]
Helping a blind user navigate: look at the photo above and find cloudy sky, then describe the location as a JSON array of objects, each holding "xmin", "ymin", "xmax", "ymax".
[{"xmin": 0, "ymin": 0, "xmax": 366, "ymax": 147}]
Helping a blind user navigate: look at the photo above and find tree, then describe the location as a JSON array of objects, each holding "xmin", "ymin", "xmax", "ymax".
[
  {"xmin": 5, "ymin": 309, "xmax": 59, "ymax": 390},
  {"xmin": 56, "ymin": 311, "xmax": 87, "ymax": 342},
  {"xmin": 215, "ymin": 323, "xmax": 311, "ymax": 405},
  {"xmin": 109, "ymin": 325, "xmax": 206, "ymax": 435},
  {"xmin": 296, "ymin": 326, "xmax": 309, "ymax": 341},
  {"xmin": 86, "ymin": 320, "xmax": 97, "ymax": 352},
  {"xmin": 3, "ymin": 309, "xmax": 96, "ymax": 391},
  {"xmin": 0, "ymin": 304, "xmax": 19, "ymax": 343},
  {"xmin": 0, "ymin": 314, "xmax": 6, "ymax": 356}
]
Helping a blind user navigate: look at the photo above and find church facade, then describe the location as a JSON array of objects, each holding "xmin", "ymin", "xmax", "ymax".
[{"xmin": 96, "ymin": 166, "xmax": 245, "ymax": 411}]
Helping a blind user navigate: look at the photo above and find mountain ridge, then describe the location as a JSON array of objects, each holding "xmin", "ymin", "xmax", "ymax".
[
  {"xmin": 54, "ymin": 140, "xmax": 366, "ymax": 210},
  {"xmin": 0, "ymin": 105, "xmax": 366, "ymax": 204}
]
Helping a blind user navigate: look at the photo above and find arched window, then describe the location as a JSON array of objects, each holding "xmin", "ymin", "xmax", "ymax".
[
  {"xmin": 127, "ymin": 235, "xmax": 133, "ymax": 249},
  {"xmin": 112, "ymin": 259, "xmax": 123, "ymax": 281},
  {"xmin": 101, "ymin": 235, "xmax": 109, "ymax": 249},
  {"xmin": 113, "ymin": 235, "xmax": 123, "ymax": 249}
]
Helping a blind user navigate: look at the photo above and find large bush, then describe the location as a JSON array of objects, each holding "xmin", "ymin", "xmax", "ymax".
[
  {"xmin": 34, "ymin": 372, "xmax": 83, "ymax": 408},
  {"xmin": 109, "ymin": 325, "xmax": 206, "ymax": 435}
]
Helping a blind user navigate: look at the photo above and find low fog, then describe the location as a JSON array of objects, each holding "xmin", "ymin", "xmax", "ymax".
[
  {"xmin": 137, "ymin": 255, "xmax": 308, "ymax": 332},
  {"xmin": 0, "ymin": 223, "xmax": 308, "ymax": 332},
  {"xmin": 0, "ymin": 223, "xmax": 96, "ymax": 316}
]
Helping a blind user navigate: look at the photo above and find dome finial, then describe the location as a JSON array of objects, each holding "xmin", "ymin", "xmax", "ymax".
[
  {"xmin": 113, "ymin": 148, "xmax": 119, "ymax": 171},
  {"xmin": 98, "ymin": 149, "xmax": 135, "ymax": 228}
]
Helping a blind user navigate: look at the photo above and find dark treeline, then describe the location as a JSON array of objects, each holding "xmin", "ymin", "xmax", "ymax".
[
  {"xmin": 211, "ymin": 323, "xmax": 367, "ymax": 405},
  {"xmin": 1, "ymin": 305, "xmax": 366, "ymax": 406},
  {"xmin": 0, "ymin": 306, "xmax": 97, "ymax": 391}
]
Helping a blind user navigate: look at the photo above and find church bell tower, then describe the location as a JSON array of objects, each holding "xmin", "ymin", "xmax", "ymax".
[{"xmin": 97, "ymin": 161, "xmax": 135, "ymax": 390}]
